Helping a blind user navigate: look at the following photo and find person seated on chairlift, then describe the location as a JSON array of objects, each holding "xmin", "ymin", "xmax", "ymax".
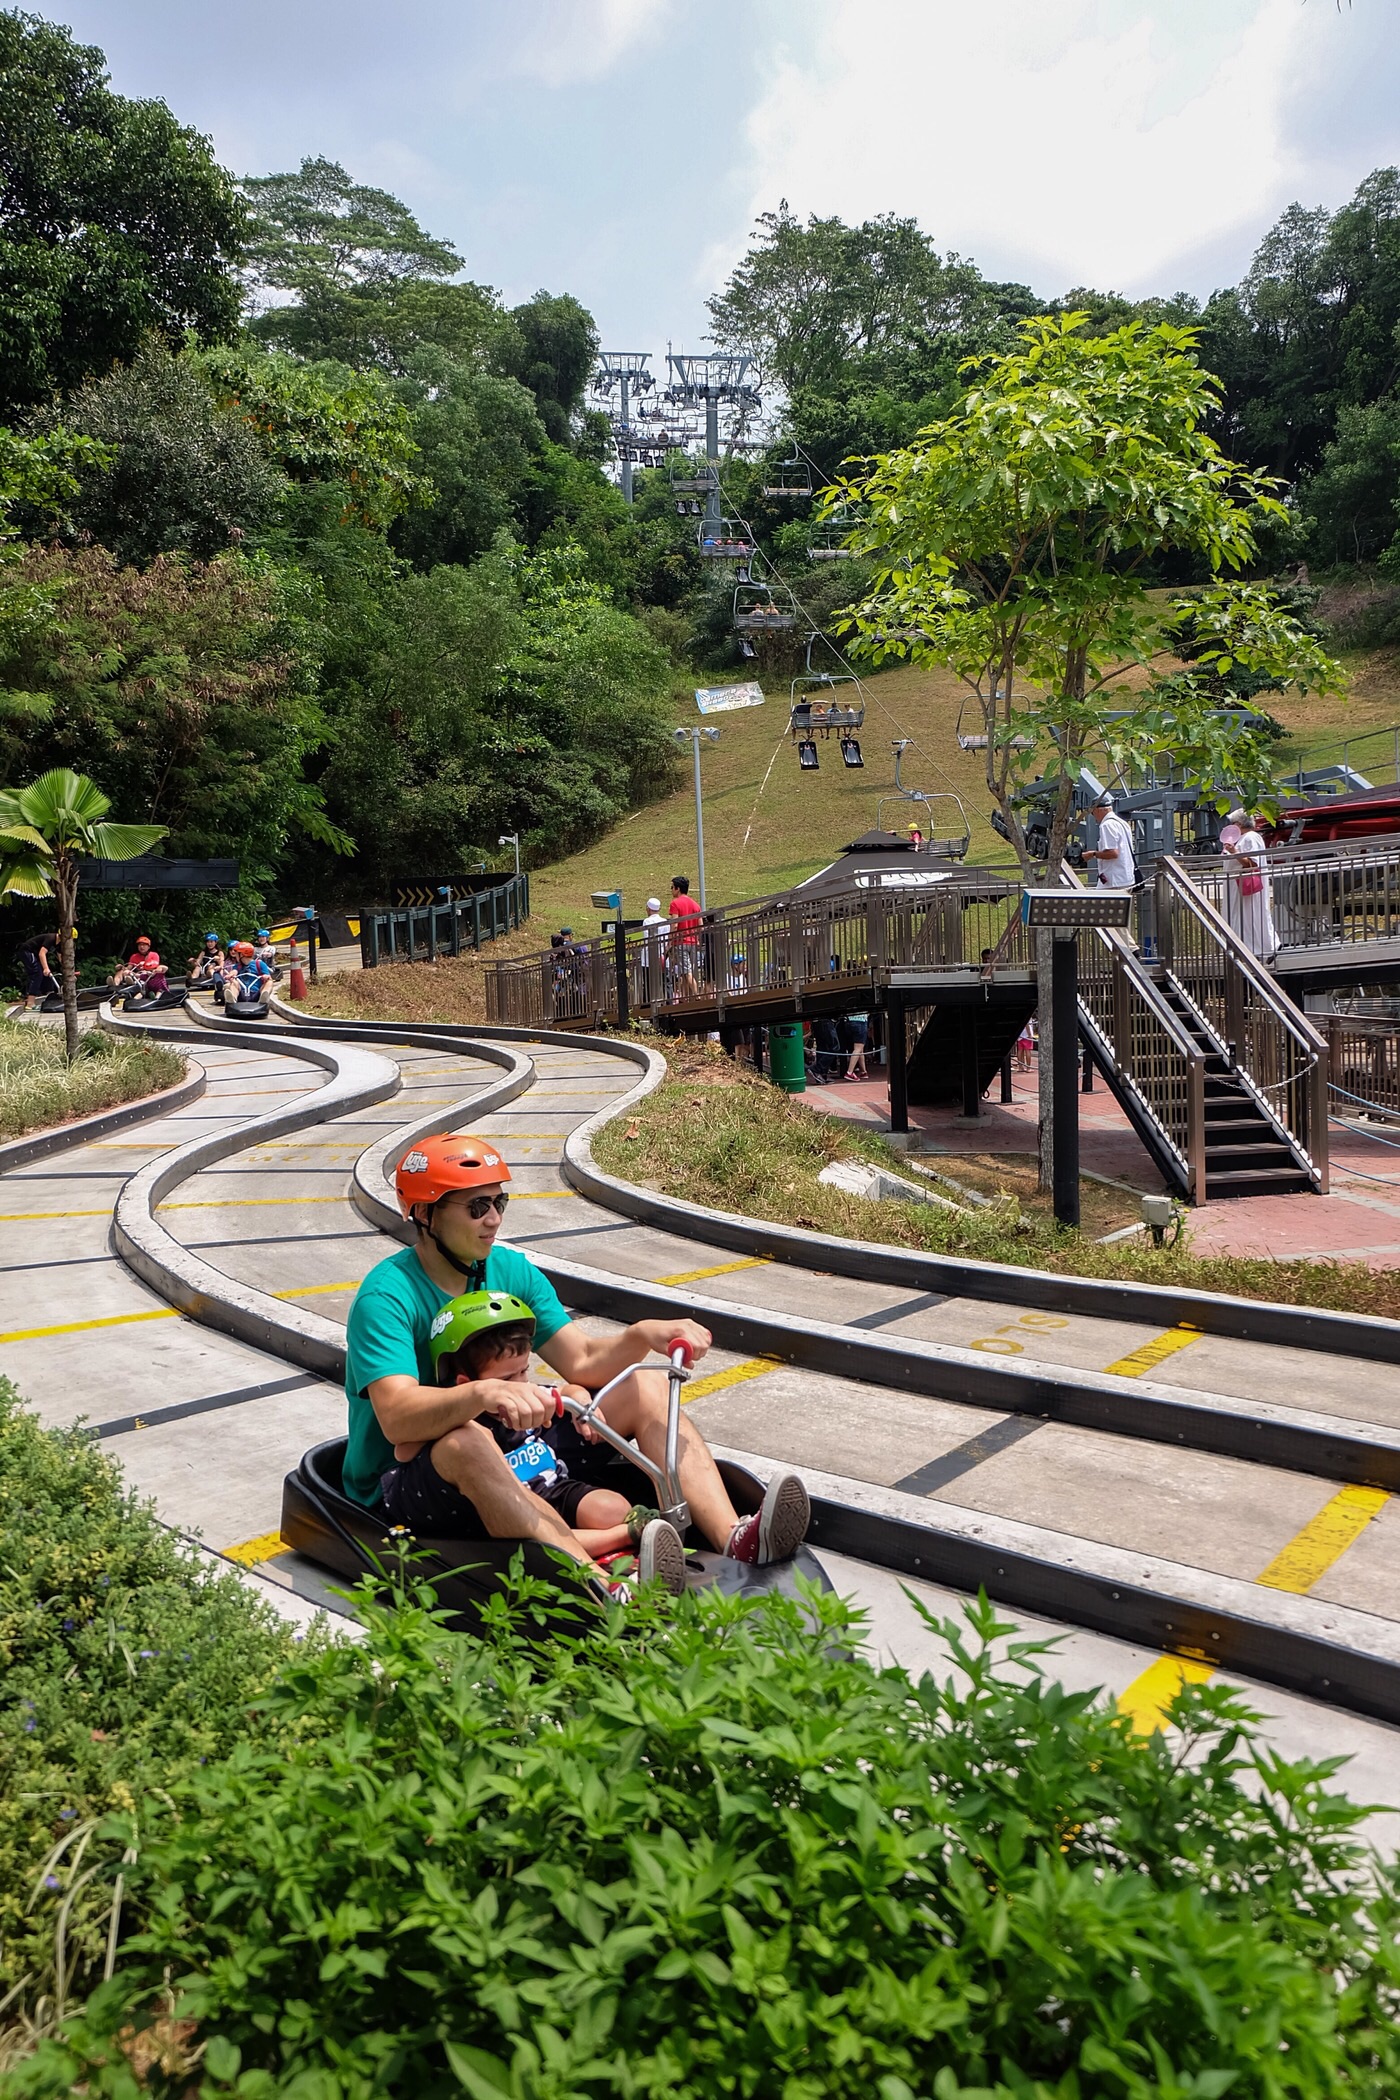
[
  {"xmin": 187, "ymin": 932, "xmax": 224, "ymax": 983},
  {"xmin": 907, "ymin": 822, "xmax": 924, "ymax": 851},
  {"xmin": 342, "ymin": 1136, "xmax": 810, "ymax": 1599},
  {"xmin": 110, "ymin": 935, "xmax": 168, "ymax": 997}
]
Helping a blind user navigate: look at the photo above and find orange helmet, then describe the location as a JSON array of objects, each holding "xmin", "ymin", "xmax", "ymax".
[{"xmin": 395, "ymin": 1133, "xmax": 511, "ymax": 1221}]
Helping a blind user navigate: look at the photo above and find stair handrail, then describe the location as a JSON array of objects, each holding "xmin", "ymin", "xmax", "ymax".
[
  {"xmin": 1058, "ymin": 863, "xmax": 1208, "ymax": 1194},
  {"xmin": 1156, "ymin": 856, "xmax": 1328, "ymax": 1189}
]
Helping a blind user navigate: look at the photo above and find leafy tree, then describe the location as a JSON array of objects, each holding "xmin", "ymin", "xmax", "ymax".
[
  {"xmin": 390, "ymin": 351, "xmax": 546, "ymax": 569},
  {"xmin": 708, "ymin": 203, "xmax": 1034, "ymax": 399},
  {"xmin": 0, "ymin": 547, "xmax": 332, "ymax": 953},
  {"xmin": 252, "ymin": 273, "xmax": 508, "ymax": 371},
  {"xmin": 30, "ymin": 336, "xmax": 283, "ymax": 565},
  {"xmin": 502, "ymin": 290, "xmax": 598, "ymax": 445},
  {"xmin": 837, "ymin": 314, "xmax": 1341, "ymax": 1187},
  {"xmin": 313, "ymin": 540, "xmax": 675, "ymax": 893},
  {"xmin": 0, "ymin": 768, "xmax": 163, "ymax": 1053},
  {"xmin": 198, "ymin": 342, "xmax": 428, "ymax": 527},
  {"xmin": 1301, "ymin": 394, "xmax": 1400, "ymax": 567},
  {"xmin": 0, "ymin": 10, "xmax": 245, "ymax": 414},
  {"xmin": 240, "ymin": 154, "xmax": 460, "ymax": 306}
]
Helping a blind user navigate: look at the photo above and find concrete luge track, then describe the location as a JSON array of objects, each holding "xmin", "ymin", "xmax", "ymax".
[
  {"xmin": 2, "ymin": 998, "xmax": 1397, "ymax": 1827},
  {"xmin": 84, "ymin": 1002, "xmax": 1400, "ymax": 1736}
]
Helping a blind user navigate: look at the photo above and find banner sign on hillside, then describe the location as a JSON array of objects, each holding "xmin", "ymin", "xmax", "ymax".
[{"xmin": 695, "ymin": 682, "xmax": 765, "ymax": 715}]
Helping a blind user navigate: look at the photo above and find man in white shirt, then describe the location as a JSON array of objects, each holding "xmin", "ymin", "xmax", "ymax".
[{"xmin": 1083, "ymin": 793, "xmax": 1136, "ymax": 889}]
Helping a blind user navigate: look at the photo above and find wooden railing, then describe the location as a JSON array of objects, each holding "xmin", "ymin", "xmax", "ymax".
[
  {"xmin": 1158, "ymin": 858, "xmax": 1328, "ymax": 1190},
  {"xmin": 360, "ymin": 875, "xmax": 530, "ymax": 971},
  {"xmin": 484, "ymin": 868, "xmax": 1035, "ymax": 1029}
]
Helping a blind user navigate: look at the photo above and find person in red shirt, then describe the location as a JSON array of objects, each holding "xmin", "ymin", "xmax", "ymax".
[
  {"xmin": 110, "ymin": 935, "xmax": 168, "ymax": 996},
  {"xmin": 667, "ymin": 875, "xmax": 702, "ymax": 1001}
]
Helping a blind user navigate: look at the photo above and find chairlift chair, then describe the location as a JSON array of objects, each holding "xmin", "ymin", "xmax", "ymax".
[
  {"xmin": 670, "ymin": 460, "xmax": 718, "ymax": 497},
  {"xmin": 806, "ymin": 510, "xmax": 857, "ymax": 562},
  {"xmin": 876, "ymin": 790, "xmax": 972, "ymax": 861},
  {"xmin": 762, "ymin": 456, "xmax": 813, "ymax": 499},
  {"xmin": 733, "ymin": 583, "xmax": 795, "ymax": 633},
  {"xmin": 954, "ymin": 685, "xmax": 1034, "ymax": 753},
  {"xmin": 788, "ymin": 670, "xmax": 866, "ymax": 739},
  {"xmin": 698, "ymin": 517, "xmax": 754, "ymax": 560}
]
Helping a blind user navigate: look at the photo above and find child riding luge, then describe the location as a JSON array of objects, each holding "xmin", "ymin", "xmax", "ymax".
[{"xmin": 408, "ymin": 1289, "xmax": 681, "ymax": 1584}]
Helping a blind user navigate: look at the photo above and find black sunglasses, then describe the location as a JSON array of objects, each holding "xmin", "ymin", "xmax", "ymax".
[{"xmin": 463, "ymin": 1192, "xmax": 509, "ymax": 1219}]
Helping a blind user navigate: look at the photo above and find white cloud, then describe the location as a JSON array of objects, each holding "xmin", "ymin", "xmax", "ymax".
[
  {"xmin": 712, "ymin": 0, "xmax": 1338, "ymax": 301},
  {"xmin": 510, "ymin": 0, "xmax": 674, "ymax": 88}
]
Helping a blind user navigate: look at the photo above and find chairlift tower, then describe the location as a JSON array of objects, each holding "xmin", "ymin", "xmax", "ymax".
[
  {"xmin": 664, "ymin": 352, "xmax": 761, "ymax": 545},
  {"xmin": 593, "ymin": 352, "xmax": 655, "ymax": 504}
]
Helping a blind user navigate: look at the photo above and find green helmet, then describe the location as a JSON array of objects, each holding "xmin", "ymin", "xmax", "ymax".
[{"xmin": 428, "ymin": 1289, "xmax": 536, "ymax": 1380}]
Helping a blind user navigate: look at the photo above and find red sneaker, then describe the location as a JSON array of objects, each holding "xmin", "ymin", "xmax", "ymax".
[{"xmin": 724, "ymin": 1472, "xmax": 810, "ymax": 1566}]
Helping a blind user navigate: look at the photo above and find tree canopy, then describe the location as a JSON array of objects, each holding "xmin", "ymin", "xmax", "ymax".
[{"xmin": 0, "ymin": 10, "xmax": 245, "ymax": 414}]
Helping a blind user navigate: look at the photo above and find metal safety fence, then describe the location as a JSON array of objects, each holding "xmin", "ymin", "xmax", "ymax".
[{"xmin": 359, "ymin": 875, "xmax": 530, "ymax": 970}]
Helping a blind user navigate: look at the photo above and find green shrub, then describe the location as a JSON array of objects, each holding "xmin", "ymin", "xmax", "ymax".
[
  {"xmin": 11, "ymin": 1567, "xmax": 1400, "ymax": 2098},
  {"xmin": 0, "ymin": 1384, "xmax": 311, "ymax": 2028},
  {"xmin": 0, "ymin": 1022, "xmax": 185, "ymax": 1141}
]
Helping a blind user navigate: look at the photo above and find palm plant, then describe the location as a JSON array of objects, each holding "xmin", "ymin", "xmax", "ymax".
[{"xmin": 0, "ymin": 769, "xmax": 165, "ymax": 1058}]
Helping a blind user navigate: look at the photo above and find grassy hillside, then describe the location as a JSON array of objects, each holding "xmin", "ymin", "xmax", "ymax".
[{"xmin": 523, "ymin": 648, "xmax": 1400, "ymax": 942}]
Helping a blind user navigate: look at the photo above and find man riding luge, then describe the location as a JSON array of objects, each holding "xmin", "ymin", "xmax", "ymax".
[{"xmin": 343, "ymin": 1134, "xmax": 811, "ymax": 1595}]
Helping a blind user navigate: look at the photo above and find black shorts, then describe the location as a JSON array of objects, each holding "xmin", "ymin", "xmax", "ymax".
[{"xmin": 378, "ymin": 1417, "xmax": 626, "ymax": 1540}]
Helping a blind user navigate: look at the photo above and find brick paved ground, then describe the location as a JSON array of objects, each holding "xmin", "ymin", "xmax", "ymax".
[{"xmin": 805, "ymin": 1058, "xmax": 1400, "ymax": 1268}]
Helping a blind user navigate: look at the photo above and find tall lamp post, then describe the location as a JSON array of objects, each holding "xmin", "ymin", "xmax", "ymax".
[
  {"xmin": 1021, "ymin": 888, "xmax": 1133, "ymax": 1228},
  {"xmin": 672, "ymin": 725, "xmax": 720, "ymax": 909},
  {"xmin": 498, "ymin": 832, "xmax": 521, "ymax": 880}
]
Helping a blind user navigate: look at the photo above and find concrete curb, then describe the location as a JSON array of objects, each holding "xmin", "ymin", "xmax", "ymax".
[
  {"xmin": 0, "ymin": 1060, "xmax": 206, "ymax": 1175},
  {"xmin": 560, "ymin": 1069, "xmax": 1400, "ymax": 1369},
  {"xmin": 309, "ymin": 1022, "xmax": 1400, "ymax": 1494},
  {"xmin": 712, "ymin": 1445, "xmax": 1400, "ymax": 1727},
  {"xmin": 105, "ymin": 1009, "xmax": 404, "ymax": 1377},
  {"xmin": 100, "ymin": 1007, "xmax": 1400, "ymax": 1726}
]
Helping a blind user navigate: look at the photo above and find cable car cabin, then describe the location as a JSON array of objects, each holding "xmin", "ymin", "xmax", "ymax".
[
  {"xmin": 762, "ymin": 458, "xmax": 813, "ymax": 499},
  {"xmin": 733, "ymin": 584, "xmax": 795, "ymax": 632},
  {"xmin": 699, "ymin": 518, "xmax": 754, "ymax": 559}
]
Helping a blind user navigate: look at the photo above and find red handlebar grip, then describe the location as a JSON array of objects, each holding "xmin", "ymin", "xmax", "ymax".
[
  {"xmin": 554, "ymin": 1391, "xmax": 565, "ymax": 1417},
  {"xmin": 668, "ymin": 1338, "xmax": 694, "ymax": 1369}
]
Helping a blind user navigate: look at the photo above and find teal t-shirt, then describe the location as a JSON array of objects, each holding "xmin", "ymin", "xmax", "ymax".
[{"xmin": 342, "ymin": 1246, "xmax": 569, "ymax": 1506}]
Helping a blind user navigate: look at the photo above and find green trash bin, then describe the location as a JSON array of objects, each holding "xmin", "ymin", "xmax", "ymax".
[{"xmin": 768, "ymin": 1021, "xmax": 806, "ymax": 1093}]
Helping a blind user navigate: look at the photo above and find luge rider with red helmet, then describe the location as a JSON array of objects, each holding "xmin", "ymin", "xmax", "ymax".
[{"xmin": 342, "ymin": 1133, "xmax": 810, "ymax": 1594}]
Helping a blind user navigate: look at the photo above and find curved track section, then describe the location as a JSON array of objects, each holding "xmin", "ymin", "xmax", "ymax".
[{"xmin": 3, "ymin": 1004, "xmax": 1397, "ymax": 1831}]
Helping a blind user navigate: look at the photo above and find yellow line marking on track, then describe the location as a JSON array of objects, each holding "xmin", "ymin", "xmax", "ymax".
[
  {"xmin": 0, "ymin": 1207, "xmax": 122, "ymax": 1221},
  {"xmin": 1120, "ymin": 1481, "xmax": 1391, "ymax": 1734},
  {"xmin": 223, "ymin": 1531, "xmax": 290, "ymax": 1567},
  {"xmin": 157, "ymin": 1195, "xmax": 351, "ymax": 1211},
  {"xmin": 655, "ymin": 1256, "xmax": 773, "ymax": 1287},
  {"xmin": 1103, "ymin": 1325, "xmax": 1201, "ymax": 1379},
  {"xmin": 1117, "ymin": 1655, "xmax": 1215, "ymax": 1736},
  {"xmin": 0, "ymin": 1307, "xmax": 179, "ymax": 1343},
  {"xmin": 682, "ymin": 1356, "xmax": 782, "ymax": 1401},
  {"xmin": 1256, "ymin": 1484, "xmax": 1390, "ymax": 1594},
  {"xmin": 272, "ymin": 1280, "xmax": 361, "ymax": 1298}
]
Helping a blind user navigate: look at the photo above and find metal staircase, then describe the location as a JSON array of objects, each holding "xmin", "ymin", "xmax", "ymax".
[{"xmin": 1071, "ymin": 861, "xmax": 1328, "ymax": 1203}]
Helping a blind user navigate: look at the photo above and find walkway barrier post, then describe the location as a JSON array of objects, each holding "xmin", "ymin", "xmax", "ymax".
[{"xmin": 1052, "ymin": 930, "xmax": 1081, "ymax": 1228}]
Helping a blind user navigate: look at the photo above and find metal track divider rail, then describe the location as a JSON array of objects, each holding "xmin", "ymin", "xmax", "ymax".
[
  {"xmin": 1157, "ymin": 857, "xmax": 1329, "ymax": 1190},
  {"xmin": 360, "ymin": 874, "xmax": 530, "ymax": 971}
]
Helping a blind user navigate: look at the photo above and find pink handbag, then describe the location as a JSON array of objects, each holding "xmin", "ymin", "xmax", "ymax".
[{"xmin": 1239, "ymin": 872, "xmax": 1264, "ymax": 897}]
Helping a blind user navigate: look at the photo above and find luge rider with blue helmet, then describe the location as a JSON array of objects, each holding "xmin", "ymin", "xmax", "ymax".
[{"xmin": 343, "ymin": 1134, "xmax": 811, "ymax": 1596}]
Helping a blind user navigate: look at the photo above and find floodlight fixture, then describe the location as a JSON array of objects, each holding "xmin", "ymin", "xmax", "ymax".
[
  {"xmin": 590, "ymin": 890, "xmax": 621, "ymax": 912},
  {"xmin": 1021, "ymin": 888, "xmax": 1134, "ymax": 930}
]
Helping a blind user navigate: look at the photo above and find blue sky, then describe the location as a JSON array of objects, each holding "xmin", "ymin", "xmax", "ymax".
[{"xmin": 53, "ymin": 0, "xmax": 1400, "ymax": 360}]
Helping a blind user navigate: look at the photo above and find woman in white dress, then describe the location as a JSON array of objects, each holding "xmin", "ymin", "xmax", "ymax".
[{"xmin": 1222, "ymin": 807, "xmax": 1278, "ymax": 962}]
